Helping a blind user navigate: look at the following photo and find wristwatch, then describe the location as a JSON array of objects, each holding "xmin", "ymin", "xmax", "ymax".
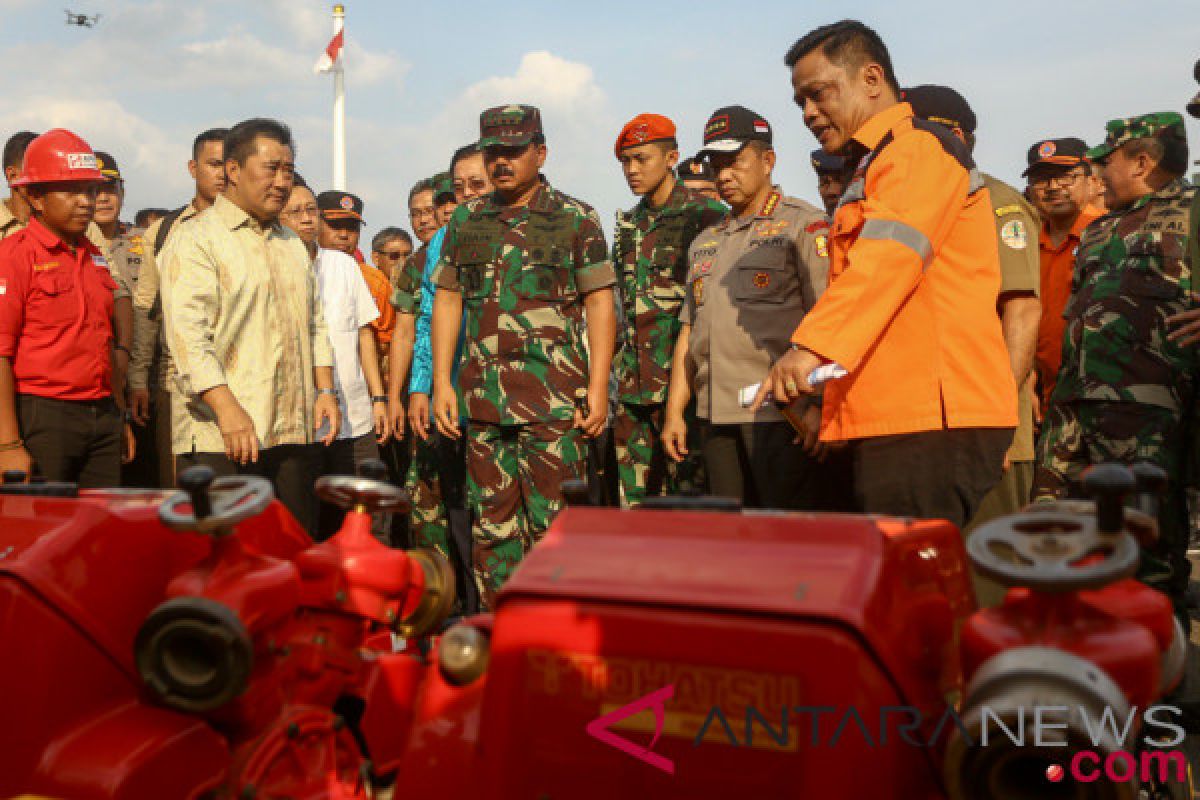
[
  {"xmin": 371, "ymin": 395, "xmax": 388, "ymax": 404},
  {"xmin": 316, "ymin": 388, "xmax": 337, "ymax": 397}
]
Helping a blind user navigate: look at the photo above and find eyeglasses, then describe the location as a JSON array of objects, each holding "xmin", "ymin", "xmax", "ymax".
[
  {"xmin": 409, "ymin": 207, "xmax": 437, "ymax": 221},
  {"xmin": 373, "ymin": 249, "xmax": 409, "ymax": 260},
  {"xmin": 281, "ymin": 204, "xmax": 318, "ymax": 218},
  {"xmin": 1029, "ymin": 171, "xmax": 1087, "ymax": 189}
]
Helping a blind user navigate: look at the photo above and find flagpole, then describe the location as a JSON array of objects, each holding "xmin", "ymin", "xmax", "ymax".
[{"xmin": 332, "ymin": 3, "xmax": 346, "ymax": 190}]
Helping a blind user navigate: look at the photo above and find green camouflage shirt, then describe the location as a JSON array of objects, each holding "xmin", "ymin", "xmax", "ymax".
[
  {"xmin": 433, "ymin": 179, "xmax": 615, "ymax": 425},
  {"xmin": 1054, "ymin": 178, "xmax": 1198, "ymax": 412},
  {"xmin": 390, "ymin": 242, "xmax": 427, "ymax": 314},
  {"xmin": 613, "ymin": 183, "xmax": 727, "ymax": 405}
]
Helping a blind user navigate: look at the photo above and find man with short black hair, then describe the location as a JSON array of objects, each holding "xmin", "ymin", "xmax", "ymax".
[
  {"xmin": 128, "ymin": 126, "xmax": 228, "ymax": 488},
  {"xmin": 1, "ymin": 131, "xmax": 37, "ymax": 240},
  {"xmin": 1037, "ymin": 113, "xmax": 1196, "ymax": 621},
  {"xmin": 753, "ymin": 20, "xmax": 1017, "ymax": 527},
  {"xmin": 161, "ymin": 117, "xmax": 340, "ymax": 534},
  {"xmin": 408, "ymin": 178, "xmax": 438, "ymax": 247},
  {"xmin": 450, "ymin": 143, "xmax": 489, "ymax": 204}
]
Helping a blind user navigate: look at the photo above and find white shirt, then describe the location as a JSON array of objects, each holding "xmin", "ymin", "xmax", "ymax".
[{"xmin": 313, "ymin": 248, "xmax": 379, "ymax": 439}]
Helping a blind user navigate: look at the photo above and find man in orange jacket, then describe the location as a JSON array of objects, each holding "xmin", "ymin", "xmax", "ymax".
[{"xmin": 753, "ymin": 20, "xmax": 1017, "ymax": 527}]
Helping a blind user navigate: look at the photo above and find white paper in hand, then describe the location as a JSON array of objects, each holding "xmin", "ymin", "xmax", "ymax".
[{"xmin": 739, "ymin": 363, "xmax": 848, "ymax": 408}]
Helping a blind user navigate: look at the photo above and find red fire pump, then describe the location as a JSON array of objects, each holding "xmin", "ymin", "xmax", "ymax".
[
  {"xmin": 0, "ymin": 463, "xmax": 1190, "ymax": 799},
  {"xmin": 0, "ymin": 464, "xmax": 454, "ymax": 799}
]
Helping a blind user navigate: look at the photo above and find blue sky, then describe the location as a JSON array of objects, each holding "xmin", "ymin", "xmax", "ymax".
[{"xmin": 1, "ymin": 0, "xmax": 1197, "ymax": 245}]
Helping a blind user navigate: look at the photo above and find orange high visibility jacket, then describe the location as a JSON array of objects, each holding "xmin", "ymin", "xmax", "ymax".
[{"xmin": 792, "ymin": 103, "xmax": 1017, "ymax": 441}]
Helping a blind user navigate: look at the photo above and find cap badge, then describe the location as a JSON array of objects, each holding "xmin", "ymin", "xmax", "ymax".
[
  {"xmin": 1038, "ymin": 141, "xmax": 1056, "ymax": 158},
  {"xmin": 340, "ymin": 196, "xmax": 354, "ymax": 210}
]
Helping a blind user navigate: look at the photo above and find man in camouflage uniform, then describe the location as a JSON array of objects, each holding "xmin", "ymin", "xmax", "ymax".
[
  {"xmin": 611, "ymin": 113, "xmax": 726, "ymax": 507},
  {"xmin": 1035, "ymin": 113, "xmax": 1197, "ymax": 617},
  {"xmin": 431, "ymin": 105, "xmax": 615, "ymax": 606}
]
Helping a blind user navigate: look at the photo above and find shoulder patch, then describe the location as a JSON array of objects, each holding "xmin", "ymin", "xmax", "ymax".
[
  {"xmin": 1000, "ymin": 219, "xmax": 1028, "ymax": 250},
  {"xmin": 994, "ymin": 204, "xmax": 1023, "ymax": 217}
]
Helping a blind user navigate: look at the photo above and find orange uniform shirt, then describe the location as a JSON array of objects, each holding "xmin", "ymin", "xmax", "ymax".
[
  {"xmin": 1035, "ymin": 209, "xmax": 1099, "ymax": 407},
  {"xmin": 359, "ymin": 261, "xmax": 395, "ymax": 348},
  {"xmin": 791, "ymin": 102, "xmax": 1017, "ymax": 441}
]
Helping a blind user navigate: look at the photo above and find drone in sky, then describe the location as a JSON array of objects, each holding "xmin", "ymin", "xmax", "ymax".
[{"xmin": 64, "ymin": 10, "xmax": 100, "ymax": 28}]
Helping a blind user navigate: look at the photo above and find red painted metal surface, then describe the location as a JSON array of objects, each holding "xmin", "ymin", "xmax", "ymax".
[
  {"xmin": 0, "ymin": 491, "xmax": 437, "ymax": 799},
  {"xmin": 0, "ymin": 491, "xmax": 1178, "ymax": 799}
]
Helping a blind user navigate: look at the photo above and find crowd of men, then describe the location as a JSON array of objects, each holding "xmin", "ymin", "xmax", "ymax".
[{"xmin": 1, "ymin": 19, "xmax": 1198, "ymax": 617}]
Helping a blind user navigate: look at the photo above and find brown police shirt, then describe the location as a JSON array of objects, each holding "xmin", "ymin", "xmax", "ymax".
[
  {"xmin": 985, "ymin": 174, "xmax": 1040, "ymax": 463},
  {"xmin": 0, "ymin": 199, "xmax": 24, "ymax": 241},
  {"xmin": 680, "ymin": 187, "xmax": 830, "ymax": 424},
  {"xmin": 129, "ymin": 202, "xmax": 201, "ymax": 390}
]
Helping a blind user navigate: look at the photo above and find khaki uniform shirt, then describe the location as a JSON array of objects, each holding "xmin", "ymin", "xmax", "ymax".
[
  {"xmin": 986, "ymin": 174, "xmax": 1041, "ymax": 463},
  {"xmin": 85, "ymin": 222, "xmax": 133, "ymax": 300},
  {"xmin": 161, "ymin": 195, "xmax": 334, "ymax": 455},
  {"xmin": 0, "ymin": 199, "xmax": 24, "ymax": 240},
  {"xmin": 680, "ymin": 188, "xmax": 830, "ymax": 424},
  {"xmin": 129, "ymin": 202, "xmax": 200, "ymax": 390}
]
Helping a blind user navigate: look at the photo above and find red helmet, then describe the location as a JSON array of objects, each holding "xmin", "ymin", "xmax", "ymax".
[{"xmin": 12, "ymin": 128, "xmax": 103, "ymax": 186}]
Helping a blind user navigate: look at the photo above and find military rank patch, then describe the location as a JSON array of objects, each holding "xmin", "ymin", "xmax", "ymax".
[
  {"xmin": 815, "ymin": 234, "xmax": 829, "ymax": 258},
  {"xmin": 693, "ymin": 277, "xmax": 704, "ymax": 304},
  {"xmin": 1000, "ymin": 219, "xmax": 1027, "ymax": 250},
  {"xmin": 753, "ymin": 271, "xmax": 771, "ymax": 289}
]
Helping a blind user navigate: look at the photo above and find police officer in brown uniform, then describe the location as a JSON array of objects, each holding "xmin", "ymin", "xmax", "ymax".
[
  {"xmin": 1, "ymin": 132, "xmax": 37, "ymax": 240},
  {"xmin": 663, "ymin": 107, "xmax": 830, "ymax": 509}
]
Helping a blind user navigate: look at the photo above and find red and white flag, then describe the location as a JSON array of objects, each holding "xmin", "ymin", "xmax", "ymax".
[{"xmin": 313, "ymin": 29, "xmax": 343, "ymax": 73}]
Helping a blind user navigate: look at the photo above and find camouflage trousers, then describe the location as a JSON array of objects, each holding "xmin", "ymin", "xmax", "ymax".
[
  {"xmin": 466, "ymin": 418, "xmax": 585, "ymax": 607},
  {"xmin": 613, "ymin": 401, "xmax": 704, "ymax": 507},
  {"xmin": 1033, "ymin": 401, "xmax": 1191, "ymax": 613},
  {"xmin": 407, "ymin": 430, "xmax": 466, "ymax": 558}
]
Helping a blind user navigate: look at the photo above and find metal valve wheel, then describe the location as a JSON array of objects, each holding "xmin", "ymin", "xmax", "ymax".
[
  {"xmin": 314, "ymin": 474, "xmax": 411, "ymax": 514},
  {"xmin": 966, "ymin": 511, "xmax": 1140, "ymax": 592},
  {"xmin": 159, "ymin": 473, "xmax": 275, "ymax": 534}
]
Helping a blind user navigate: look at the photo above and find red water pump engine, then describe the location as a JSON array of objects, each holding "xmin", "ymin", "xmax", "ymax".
[{"xmin": 0, "ymin": 464, "xmax": 454, "ymax": 799}]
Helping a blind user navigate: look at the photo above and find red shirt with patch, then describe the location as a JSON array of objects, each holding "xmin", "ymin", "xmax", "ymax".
[{"xmin": 0, "ymin": 218, "xmax": 118, "ymax": 399}]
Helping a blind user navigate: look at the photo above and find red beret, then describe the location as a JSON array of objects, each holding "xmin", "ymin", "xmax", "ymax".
[{"xmin": 614, "ymin": 113, "xmax": 677, "ymax": 158}]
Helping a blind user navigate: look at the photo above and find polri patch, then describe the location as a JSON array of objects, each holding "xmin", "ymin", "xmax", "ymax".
[
  {"xmin": 753, "ymin": 271, "xmax": 771, "ymax": 289},
  {"xmin": 815, "ymin": 234, "xmax": 829, "ymax": 258}
]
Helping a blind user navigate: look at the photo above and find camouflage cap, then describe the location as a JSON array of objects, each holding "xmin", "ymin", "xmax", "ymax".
[
  {"xmin": 431, "ymin": 171, "xmax": 455, "ymax": 202},
  {"xmin": 479, "ymin": 104, "xmax": 543, "ymax": 148},
  {"xmin": 1086, "ymin": 112, "xmax": 1187, "ymax": 161}
]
